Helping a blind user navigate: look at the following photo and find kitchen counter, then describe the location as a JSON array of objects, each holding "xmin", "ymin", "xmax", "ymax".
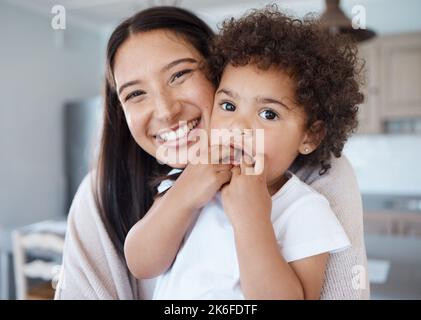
[
  {"xmin": 366, "ymin": 234, "xmax": 421, "ymax": 299},
  {"xmin": 362, "ymin": 195, "xmax": 421, "ymax": 298},
  {"xmin": 362, "ymin": 194, "xmax": 421, "ymax": 238},
  {"xmin": 363, "ymin": 194, "xmax": 421, "ymax": 212}
]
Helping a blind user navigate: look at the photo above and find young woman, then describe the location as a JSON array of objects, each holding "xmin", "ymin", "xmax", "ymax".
[{"xmin": 55, "ymin": 6, "xmax": 369, "ymax": 300}]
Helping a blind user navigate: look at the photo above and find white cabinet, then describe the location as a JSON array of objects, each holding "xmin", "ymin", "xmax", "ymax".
[{"xmin": 356, "ymin": 33, "xmax": 421, "ymax": 134}]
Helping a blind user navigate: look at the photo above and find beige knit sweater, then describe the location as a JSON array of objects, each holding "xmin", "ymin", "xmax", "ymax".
[{"xmin": 55, "ymin": 155, "xmax": 370, "ymax": 300}]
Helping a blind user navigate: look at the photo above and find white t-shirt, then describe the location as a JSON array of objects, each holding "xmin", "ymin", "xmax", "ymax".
[{"xmin": 152, "ymin": 169, "xmax": 351, "ymax": 300}]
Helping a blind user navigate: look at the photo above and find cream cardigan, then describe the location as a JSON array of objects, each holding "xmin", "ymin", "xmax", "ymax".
[{"xmin": 55, "ymin": 155, "xmax": 370, "ymax": 300}]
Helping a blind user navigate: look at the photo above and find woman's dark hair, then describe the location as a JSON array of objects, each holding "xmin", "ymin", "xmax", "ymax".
[
  {"xmin": 93, "ymin": 6, "xmax": 214, "ymax": 257},
  {"xmin": 209, "ymin": 5, "xmax": 364, "ymax": 175}
]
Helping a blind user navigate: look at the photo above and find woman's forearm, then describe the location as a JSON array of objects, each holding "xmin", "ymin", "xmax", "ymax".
[
  {"xmin": 233, "ymin": 218, "xmax": 304, "ymax": 300},
  {"xmin": 124, "ymin": 187, "xmax": 198, "ymax": 279}
]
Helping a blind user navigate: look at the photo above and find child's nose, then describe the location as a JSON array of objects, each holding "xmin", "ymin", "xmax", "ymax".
[{"xmin": 228, "ymin": 116, "xmax": 252, "ymax": 133}]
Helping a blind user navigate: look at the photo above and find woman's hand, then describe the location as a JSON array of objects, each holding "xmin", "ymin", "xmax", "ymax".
[
  {"xmin": 220, "ymin": 154, "xmax": 272, "ymax": 229},
  {"xmin": 172, "ymin": 144, "xmax": 233, "ymax": 210}
]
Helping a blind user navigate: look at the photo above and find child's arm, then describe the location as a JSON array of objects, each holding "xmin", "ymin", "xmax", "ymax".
[
  {"xmin": 124, "ymin": 184, "xmax": 199, "ymax": 280},
  {"xmin": 221, "ymin": 158, "xmax": 329, "ymax": 299},
  {"xmin": 124, "ymin": 162, "xmax": 232, "ymax": 279},
  {"xmin": 232, "ymin": 219, "xmax": 328, "ymax": 299}
]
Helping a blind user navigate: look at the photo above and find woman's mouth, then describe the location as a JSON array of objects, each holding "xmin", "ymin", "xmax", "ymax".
[{"xmin": 155, "ymin": 117, "xmax": 201, "ymax": 146}]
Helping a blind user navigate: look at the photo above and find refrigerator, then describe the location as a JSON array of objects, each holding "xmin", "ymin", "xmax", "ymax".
[{"xmin": 64, "ymin": 96, "xmax": 103, "ymax": 213}]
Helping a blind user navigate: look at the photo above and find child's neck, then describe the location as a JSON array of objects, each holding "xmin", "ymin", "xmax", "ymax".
[{"xmin": 267, "ymin": 173, "xmax": 289, "ymax": 196}]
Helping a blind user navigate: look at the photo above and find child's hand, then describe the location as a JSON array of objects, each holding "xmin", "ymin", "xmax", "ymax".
[
  {"xmin": 221, "ymin": 154, "xmax": 272, "ymax": 229},
  {"xmin": 172, "ymin": 144, "xmax": 233, "ymax": 210}
]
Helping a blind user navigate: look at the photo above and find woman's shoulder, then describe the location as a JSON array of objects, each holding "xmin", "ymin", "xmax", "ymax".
[
  {"xmin": 73, "ymin": 170, "xmax": 96, "ymax": 201},
  {"xmin": 294, "ymin": 155, "xmax": 359, "ymax": 194},
  {"xmin": 58, "ymin": 170, "xmax": 142, "ymax": 299},
  {"xmin": 66, "ymin": 170, "xmax": 103, "ymax": 232}
]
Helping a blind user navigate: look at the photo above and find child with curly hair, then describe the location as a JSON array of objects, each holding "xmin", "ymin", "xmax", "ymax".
[{"xmin": 124, "ymin": 6, "xmax": 364, "ymax": 299}]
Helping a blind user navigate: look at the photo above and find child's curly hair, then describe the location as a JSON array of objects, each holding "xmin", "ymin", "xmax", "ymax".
[{"xmin": 209, "ymin": 5, "xmax": 364, "ymax": 174}]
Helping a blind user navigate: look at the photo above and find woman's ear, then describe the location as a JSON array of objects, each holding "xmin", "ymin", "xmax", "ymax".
[{"xmin": 298, "ymin": 120, "xmax": 326, "ymax": 155}]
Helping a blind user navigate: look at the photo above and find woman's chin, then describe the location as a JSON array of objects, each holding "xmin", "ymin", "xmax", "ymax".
[
  {"xmin": 156, "ymin": 155, "xmax": 188, "ymax": 168},
  {"xmin": 167, "ymin": 162, "xmax": 188, "ymax": 169},
  {"xmin": 155, "ymin": 147, "xmax": 190, "ymax": 168},
  {"xmin": 154, "ymin": 135, "xmax": 208, "ymax": 168}
]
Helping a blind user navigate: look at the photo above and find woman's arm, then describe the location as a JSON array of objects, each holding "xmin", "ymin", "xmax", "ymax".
[{"xmin": 124, "ymin": 162, "xmax": 233, "ymax": 280}]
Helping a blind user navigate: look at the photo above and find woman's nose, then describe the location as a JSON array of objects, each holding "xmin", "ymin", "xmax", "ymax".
[{"xmin": 153, "ymin": 92, "xmax": 181, "ymax": 121}]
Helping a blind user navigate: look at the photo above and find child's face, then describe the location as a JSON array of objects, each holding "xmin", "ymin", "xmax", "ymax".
[{"xmin": 210, "ymin": 64, "xmax": 310, "ymax": 189}]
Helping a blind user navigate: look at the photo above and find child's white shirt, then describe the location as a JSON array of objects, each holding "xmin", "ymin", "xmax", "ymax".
[{"xmin": 152, "ymin": 169, "xmax": 351, "ymax": 300}]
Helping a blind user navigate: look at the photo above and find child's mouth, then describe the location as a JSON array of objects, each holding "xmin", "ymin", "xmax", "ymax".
[{"xmin": 222, "ymin": 144, "xmax": 254, "ymax": 165}]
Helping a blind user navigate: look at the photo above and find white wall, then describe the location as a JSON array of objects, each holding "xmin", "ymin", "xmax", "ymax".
[
  {"xmin": 344, "ymin": 134, "xmax": 421, "ymax": 196},
  {"xmin": 193, "ymin": 0, "xmax": 421, "ymax": 36},
  {"xmin": 0, "ymin": 2, "xmax": 105, "ymax": 228}
]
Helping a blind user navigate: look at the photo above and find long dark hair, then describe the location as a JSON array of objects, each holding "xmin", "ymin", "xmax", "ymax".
[{"xmin": 93, "ymin": 6, "xmax": 214, "ymax": 257}]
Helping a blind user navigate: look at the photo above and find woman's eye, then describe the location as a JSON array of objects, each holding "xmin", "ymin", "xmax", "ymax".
[
  {"xmin": 170, "ymin": 69, "xmax": 192, "ymax": 84},
  {"xmin": 125, "ymin": 90, "xmax": 144, "ymax": 102},
  {"xmin": 259, "ymin": 109, "xmax": 279, "ymax": 120},
  {"xmin": 220, "ymin": 102, "xmax": 236, "ymax": 112}
]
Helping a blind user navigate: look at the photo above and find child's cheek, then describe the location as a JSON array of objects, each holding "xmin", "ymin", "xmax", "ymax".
[
  {"xmin": 209, "ymin": 106, "xmax": 223, "ymax": 131},
  {"xmin": 262, "ymin": 133, "xmax": 287, "ymax": 176}
]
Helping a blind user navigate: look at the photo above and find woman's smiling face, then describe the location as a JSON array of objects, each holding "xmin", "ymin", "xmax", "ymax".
[{"xmin": 113, "ymin": 30, "xmax": 215, "ymax": 168}]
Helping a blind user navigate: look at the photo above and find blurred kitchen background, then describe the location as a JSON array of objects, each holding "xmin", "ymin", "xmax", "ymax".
[{"xmin": 0, "ymin": 0, "xmax": 421, "ymax": 300}]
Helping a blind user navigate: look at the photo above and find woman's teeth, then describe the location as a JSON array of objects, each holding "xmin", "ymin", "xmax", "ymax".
[{"xmin": 157, "ymin": 118, "xmax": 200, "ymax": 142}]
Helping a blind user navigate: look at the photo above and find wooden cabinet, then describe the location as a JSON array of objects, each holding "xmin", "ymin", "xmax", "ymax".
[
  {"xmin": 379, "ymin": 34, "xmax": 421, "ymax": 119},
  {"xmin": 357, "ymin": 40, "xmax": 381, "ymax": 133},
  {"xmin": 357, "ymin": 33, "xmax": 421, "ymax": 134},
  {"xmin": 364, "ymin": 210, "xmax": 421, "ymax": 237}
]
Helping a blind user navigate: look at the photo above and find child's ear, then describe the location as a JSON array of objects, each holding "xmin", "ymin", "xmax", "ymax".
[{"xmin": 298, "ymin": 121, "xmax": 326, "ymax": 155}]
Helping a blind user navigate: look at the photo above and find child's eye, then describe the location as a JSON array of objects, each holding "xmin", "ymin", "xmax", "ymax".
[
  {"xmin": 259, "ymin": 109, "xmax": 279, "ymax": 120},
  {"xmin": 220, "ymin": 102, "xmax": 236, "ymax": 112}
]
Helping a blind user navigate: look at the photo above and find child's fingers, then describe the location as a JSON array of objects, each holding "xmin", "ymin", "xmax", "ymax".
[
  {"xmin": 217, "ymin": 168, "xmax": 232, "ymax": 182},
  {"xmin": 231, "ymin": 165, "xmax": 241, "ymax": 177},
  {"xmin": 213, "ymin": 163, "xmax": 233, "ymax": 172}
]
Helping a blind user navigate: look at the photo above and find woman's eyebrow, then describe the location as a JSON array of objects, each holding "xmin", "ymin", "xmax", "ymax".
[
  {"xmin": 255, "ymin": 96, "xmax": 291, "ymax": 110},
  {"xmin": 162, "ymin": 57, "xmax": 198, "ymax": 72},
  {"xmin": 118, "ymin": 80, "xmax": 141, "ymax": 96},
  {"xmin": 118, "ymin": 58, "xmax": 197, "ymax": 96}
]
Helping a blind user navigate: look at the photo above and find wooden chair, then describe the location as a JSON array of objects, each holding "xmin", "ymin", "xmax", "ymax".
[{"xmin": 12, "ymin": 221, "xmax": 66, "ymax": 300}]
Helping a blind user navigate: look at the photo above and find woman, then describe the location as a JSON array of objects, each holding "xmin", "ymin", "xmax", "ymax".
[{"xmin": 55, "ymin": 6, "xmax": 369, "ymax": 300}]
